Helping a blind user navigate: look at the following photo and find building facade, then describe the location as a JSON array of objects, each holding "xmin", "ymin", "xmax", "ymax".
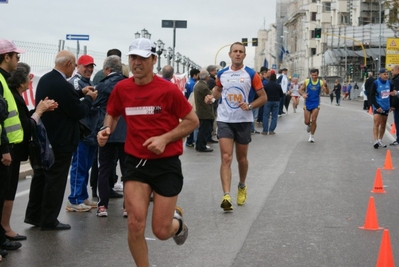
[{"xmin": 256, "ymin": 0, "xmax": 394, "ymax": 82}]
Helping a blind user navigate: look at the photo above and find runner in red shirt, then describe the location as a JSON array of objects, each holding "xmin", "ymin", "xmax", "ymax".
[{"xmin": 97, "ymin": 38, "xmax": 198, "ymax": 266}]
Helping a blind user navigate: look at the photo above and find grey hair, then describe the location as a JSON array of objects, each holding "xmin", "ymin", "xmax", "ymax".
[
  {"xmin": 368, "ymin": 72, "xmax": 373, "ymax": 77},
  {"xmin": 103, "ymin": 55, "xmax": 122, "ymax": 74},
  {"xmin": 162, "ymin": 65, "xmax": 174, "ymax": 79},
  {"xmin": 199, "ymin": 69, "xmax": 209, "ymax": 80},
  {"xmin": 55, "ymin": 51, "xmax": 75, "ymax": 66},
  {"xmin": 8, "ymin": 62, "xmax": 31, "ymax": 90},
  {"xmin": 206, "ymin": 65, "xmax": 217, "ymax": 72}
]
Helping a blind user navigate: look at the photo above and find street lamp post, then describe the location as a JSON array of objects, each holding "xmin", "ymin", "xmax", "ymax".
[
  {"xmin": 156, "ymin": 39, "xmax": 165, "ymax": 73},
  {"xmin": 164, "ymin": 47, "xmax": 173, "ymax": 65},
  {"xmin": 378, "ymin": 0, "xmax": 382, "ymax": 70},
  {"xmin": 181, "ymin": 56, "xmax": 186, "ymax": 73},
  {"xmin": 175, "ymin": 52, "xmax": 182, "ymax": 73},
  {"xmin": 135, "ymin": 28, "xmax": 151, "ymax": 39}
]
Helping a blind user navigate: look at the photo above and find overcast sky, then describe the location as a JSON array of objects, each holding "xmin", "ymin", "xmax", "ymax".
[{"xmin": 1, "ymin": 0, "xmax": 276, "ymax": 69}]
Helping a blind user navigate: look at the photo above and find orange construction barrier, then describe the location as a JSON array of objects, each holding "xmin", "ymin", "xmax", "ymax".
[
  {"xmin": 359, "ymin": 196, "xmax": 384, "ymax": 230},
  {"xmin": 376, "ymin": 229, "xmax": 395, "ymax": 267},
  {"xmin": 371, "ymin": 168, "xmax": 386, "ymax": 194},
  {"xmin": 383, "ymin": 150, "xmax": 395, "ymax": 170},
  {"xmin": 369, "ymin": 107, "xmax": 373, "ymax": 115},
  {"xmin": 390, "ymin": 123, "xmax": 396, "ymax": 135}
]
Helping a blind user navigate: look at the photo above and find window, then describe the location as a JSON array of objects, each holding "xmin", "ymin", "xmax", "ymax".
[
  {"xmin": 311, "ymin": 48, "xmax": 316, "ymax": 56},
  {"xmin": 340, "ymin": 13, "xmax": 349, "ymax": 25},
  {"xmin": 323, "ymin": 2, "xmax": 331, "ymax": 12},
  {"xmin": 311, "ymin": 12, "xmax": 317, "ymax": 21},
  {"xmin": 311, "ymin": 30, "xmax": 315, "ymax": 39}
]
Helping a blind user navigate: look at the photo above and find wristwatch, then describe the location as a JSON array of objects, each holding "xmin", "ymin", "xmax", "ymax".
[
  {"xmin": 99, "ymin": 126, "xmax": 109, "ymax": 131},
  {"xmin": 248, "ymin": 104, "xmax": 253, "ymax": 110}
]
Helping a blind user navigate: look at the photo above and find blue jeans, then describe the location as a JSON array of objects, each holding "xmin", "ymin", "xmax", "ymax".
[
  {"xmin": 263, "ymin": 101, "xmax": 280, "ymax": 133},
  {"xmin": 68, "ymin": 142, "xmax": 97, "ymax": 204},
  {"xmin": 251, "ymin": 108, "xmax": 259, "ymax": 132}
]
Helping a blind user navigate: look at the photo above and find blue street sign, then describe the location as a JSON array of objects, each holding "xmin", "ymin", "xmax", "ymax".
[
  {"xmin": 0, "ymin": 0, "xmax": 8, "ymax": 3},
  {"xmin": 66, "ymin": 34, "xmax": 89, "ymax": 41},
  {"xmin": 272, "ymin": 64, "xmax": 277, "ymax": 69}
]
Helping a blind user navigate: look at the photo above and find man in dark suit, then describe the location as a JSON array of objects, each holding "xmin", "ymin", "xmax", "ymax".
[
  {"xmin": 365, "ymin": 72, "xmax": 375, "ymax": 108},
  {"xmin": 194, "ymin": 69, "xmax": 215, "ymax": 152},
  {"xmin": 24, "ymin": 50, "xmax": 97, "ymax": 230}
]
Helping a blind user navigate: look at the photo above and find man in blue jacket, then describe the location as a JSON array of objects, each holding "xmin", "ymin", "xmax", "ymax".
[{"xmin": 66, "ymin": 55, "xmax": 99, "ymax": 212}]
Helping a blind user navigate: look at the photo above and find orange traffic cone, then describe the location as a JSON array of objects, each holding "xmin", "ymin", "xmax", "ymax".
[
  {"xmin": 359, "ymin": 196, "xmax": 384, "ymax": 230},
  {"xmin": 369, "ymin": 107, "xmax": 373, "ymax": 115},
  {"xmin": 390, "ymin": 123, "xmax": 396, "ymax": 135},
  {"xmin": 376, "ymin": 229, "xmax": 395, "ymax": 267},
  {"xmin": 383, "ymin": 150, "xmax": 395, "ymax": 170},
  {"xmin": 371, "ymin": 168, "xmax": 386, "ymax": 194}
]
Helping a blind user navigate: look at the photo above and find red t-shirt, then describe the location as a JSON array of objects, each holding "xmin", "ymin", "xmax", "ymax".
[{"xmin": 107, "ymin": 75, "xmax": 192, "ymax": 159}]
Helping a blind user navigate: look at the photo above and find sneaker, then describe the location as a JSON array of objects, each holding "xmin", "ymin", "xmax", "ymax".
[
  {"xmin": 185, "ymin": 143, "xmax": 194, "ymax": 147},
  {"xmin": 113, "ymin": 182, "xmax": 123, "ymax": 192},
  {"xmin": 173, "ymin": 207, "xmax": 188, "ymax": 245},
  {"xmin": 261, "ymin": 132, "xmax": 268, "ymax": 135},
  {"xmin": 96, "ymin": 206, "xmax": 108, "ymax": 217},
  {"xmin": 123, "ymin": 210, "xmax": 128, "ymax": 218},
  {"xmin": 220, "ymin": 194, "xmax": 233, "ymax": 211},
  {"xmin": 84, "ymin": 199, "xmax": 98, "ymax": 208},
  {"xmin": 378, "ymin": 141, "xmax": 387, "ymax": 148},
  {"xmin": 66, "ymin": 201, "xmax": 91, "ymax": 212},
  {"xmin": 251, "ymin": 130, "xmax": 260, "ymax": 135},
  {"xmin": 237, "ymin": 185, "xmax": 247, "ymax": 206},
  {"xmin": 390, "ymin": 141, "xmax": 399, "ymax": 146},
  {"xmin": 374, "ymin": 141, "xmax": 379, "ymax": 149},
  {"xmin": 308, "ymin": 135, "xmax": 314, "ymax": 143}
]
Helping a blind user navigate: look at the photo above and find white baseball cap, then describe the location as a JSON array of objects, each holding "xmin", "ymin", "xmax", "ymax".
[{"xmin": 127, "ymin": 38, "xmax": 156, "ymax": 58}]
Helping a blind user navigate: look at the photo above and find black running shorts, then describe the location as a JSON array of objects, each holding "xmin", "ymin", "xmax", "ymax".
[
  {"xmin": 122, "ymin": 155, "xmax": 183, "ymax": 197},
  {"xmin": 217, "ymin": 121, "xmax": 251, "ymax": 145}
]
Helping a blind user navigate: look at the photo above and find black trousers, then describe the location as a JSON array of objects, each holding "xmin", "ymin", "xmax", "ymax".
[
  {"xmin": 25, "ymin": 151, "xmax": 72, "ymax": 227},
  {"xmin": 196, "ymin": 119, "xmax": 213, "ymax": 151},
  {"xmin": 98, "ymin": 143, "xmax": 126, "ymax": 208},
  {"xmin": 0, "ymin": 160, "xmax": 11, "ymax": 244}
]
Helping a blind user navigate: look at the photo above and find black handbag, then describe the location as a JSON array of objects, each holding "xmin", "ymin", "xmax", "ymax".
[{"xmin": 28, "ymin": 119, "xmax": 54, "ymax": 170}]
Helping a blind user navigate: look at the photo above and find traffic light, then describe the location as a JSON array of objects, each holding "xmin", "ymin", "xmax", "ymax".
[
  {"xmin": 252, "ymin": 38, "xmax": 258, "ymax": 47},
  {"xmin": 315, "ymin": 28, "xmax": 322, "ymax": 38},
  {"xmin": 242, "ymin": 38, "xmax": 248, "ymax": 46}
]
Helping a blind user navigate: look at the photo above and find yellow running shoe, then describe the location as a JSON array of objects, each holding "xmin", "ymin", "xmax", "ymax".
[
  {"xmin": 220, "ymin": 194, "xmax": 233, "ymax": 211},
  {"xmin": 237, "ymin": 185, "xmax": 247, "ymax": 205}
]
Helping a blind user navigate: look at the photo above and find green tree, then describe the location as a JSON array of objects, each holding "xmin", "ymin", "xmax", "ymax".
[{"xmin": 385, "ymin": 0, "xmax": 399, "ymax": 37}]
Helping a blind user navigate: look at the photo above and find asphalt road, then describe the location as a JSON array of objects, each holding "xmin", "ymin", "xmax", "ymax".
[{"xmin": 2, "ymin": 96, "xmax": 399, "ymax": 267}]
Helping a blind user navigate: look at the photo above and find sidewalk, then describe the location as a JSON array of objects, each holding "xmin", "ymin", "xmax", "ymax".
[{"xmin": 19, "ymin": 161, "xmax": 33, "ymax": 180}]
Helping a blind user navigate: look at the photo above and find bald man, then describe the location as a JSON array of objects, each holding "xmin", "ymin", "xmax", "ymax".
[{"xmin": 25, "ymin": 50, "xmax": 97, "ymax": 230}]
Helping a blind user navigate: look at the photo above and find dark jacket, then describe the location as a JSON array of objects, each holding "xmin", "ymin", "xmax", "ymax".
[
  {"xmin": 194, "ymin": 80, "xmax": 215, "ymax": 120},
  {"xmin": 365, "ymin": 76, "xmax": 375, "ymax": 96},
  {"xmin": 333, "ymin": 83, "xmax": 341, "ymax": 94},
  {"xmin": 94, "ymin": 72, "xmax": 127, "ymax": 143},
  {"xmin": 35, "ymin": 69, "xmax": 93, "ymax": 153},
  {"xmin": 391, "ymin": 74, "xmax": 399, "ymax": 109},
  {"xmin": 264, "ymin": 81, "xmax": 283, "ymax": 102},
  {"xmin": 10, "ymin": 88, "xmax": 32, "ymax": 161}
]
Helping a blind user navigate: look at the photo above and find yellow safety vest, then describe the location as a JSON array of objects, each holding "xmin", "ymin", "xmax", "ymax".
[{"xmin": 0, "ymin": 73, "xmax": 23, "ymax": 144}]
